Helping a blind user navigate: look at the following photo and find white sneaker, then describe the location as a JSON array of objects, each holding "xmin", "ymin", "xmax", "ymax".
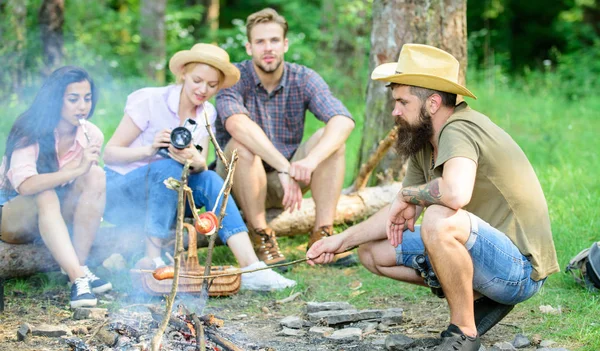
[{"xmin": 241, "ymin": 261, "xmax": 297, "ymax": 291}]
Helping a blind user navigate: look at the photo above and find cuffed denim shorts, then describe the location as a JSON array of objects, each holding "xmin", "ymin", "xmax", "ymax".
[{"xmin": 395, "ymin": 212, "xmax": 545, "ymax": 305}]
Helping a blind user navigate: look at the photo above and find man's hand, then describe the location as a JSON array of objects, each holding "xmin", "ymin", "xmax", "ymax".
[
  {"xmin": 278, "ymin": 172, "xmax": 303, "ymax": 212},
  {"xmin": 386, "ymin": 194, "xmax": 417, "ymax": 247},
  {"xmin": 306, "ymin": 235, "xmax": 345, "ymax": 266},
  {"xmin": 289, "ymin": 157, "xmax": 318, "ymax": 185}
]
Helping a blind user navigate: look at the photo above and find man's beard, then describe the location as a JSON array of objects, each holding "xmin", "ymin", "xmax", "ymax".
[
  {"xmin": 394, "ymin": 105, "xmax": 434, "ymax": 157},
  {"xmin": 254, "ymin": 56, "xmax": 283, "ymax": 74}
]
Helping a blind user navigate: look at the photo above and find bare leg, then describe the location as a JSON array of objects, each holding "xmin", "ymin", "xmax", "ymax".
[
  {"xmin": 62, "ymin": 165, "xmax": 106, "ymax": 264},
  {"xmin": 36, "ymin": 191, "xmax": 85, "ymax": 282},
  {"xmin": 226, "ymin": 232, "xmax": 260, "ymax": 267},
  {"xmin": 358, "ymin": 239, "xmax": 427, "ymax": 286},
  {"xmin": 297, "ymin": 129, "xmax": 345, "ymax": 228},
  {"xmin": 225, "ymin": 140, "xmax": 268, "ymax": 230},
  {"xmin": 421, "ymin": 205, "xmax": 476, "ymax": 337}
]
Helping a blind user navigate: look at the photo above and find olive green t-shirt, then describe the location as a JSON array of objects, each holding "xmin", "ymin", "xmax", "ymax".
[{"xmin": 403, "ymin": 102, "xmax": 559, "ymax": 281}]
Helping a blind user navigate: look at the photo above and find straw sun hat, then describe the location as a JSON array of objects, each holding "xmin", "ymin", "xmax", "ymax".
[
  {"xmin": 371, "ymin": 44, "xmax": 476, "ymax": 99},
  {"xmin": 169, "ymin": 43, "xmax": 240, "ymax": 89}
]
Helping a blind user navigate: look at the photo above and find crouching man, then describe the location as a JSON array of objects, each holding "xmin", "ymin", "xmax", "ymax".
[{"xmin": 307, "ymin": 44, "xmax": 559, "ymax": 351}]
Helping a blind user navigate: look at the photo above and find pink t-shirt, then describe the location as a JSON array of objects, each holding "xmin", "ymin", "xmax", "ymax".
[
  {"xmin": 0, "ymin": 123, "xmax": 104, "ymax": 193},
  {"xmin": 105, "ymin": 84, "xmax": 217, "ymax": 175}
]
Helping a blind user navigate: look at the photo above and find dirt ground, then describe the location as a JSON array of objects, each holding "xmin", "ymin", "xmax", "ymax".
[{"xmin": 0, "ymin": 285, "xmax": 556, "ymax": 351}]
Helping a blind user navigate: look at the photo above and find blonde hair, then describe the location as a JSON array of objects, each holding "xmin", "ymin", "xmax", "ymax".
[
  {"xmin": 176, "ymin": 62, "xmax": 225, "ymax": 86},
  {"xmin": 246, "ymin": 8, "xmax": 288, "ymax": 42}
]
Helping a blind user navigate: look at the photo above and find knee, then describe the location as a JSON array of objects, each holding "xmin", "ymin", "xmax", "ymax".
[
  {"xmin": 358, "ymin": 243, "xmax": 376, "ymax": 272},
  {"xmin": 35, "ymin": 189, "xmax": 60, "ymax": 209},
  {"xmin": 150, "ymin": 159, "xmax": 184, "ymax": 181},
  {"xmin": 80, "ymin": 165, "xmax": 106, "ymax": 193},
  {"xmin": 228, "ymin": 139, "xmax": 257, "ymax": 163},
  {"xmin": 421, "ymin": 205, "xmax": 457, "ymax": 246}
]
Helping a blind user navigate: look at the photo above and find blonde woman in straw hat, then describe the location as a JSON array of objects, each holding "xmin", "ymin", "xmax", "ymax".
[
  {"xmin": 307, "ymin": 44, "xmax": 558, "ymax": 350},
  {"xmin": 103, "ymin": 44, "xmax": 296, "ymax": 291}
]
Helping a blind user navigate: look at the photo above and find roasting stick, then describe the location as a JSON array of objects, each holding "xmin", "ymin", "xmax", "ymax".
[
  {"xmin": 78, "ymin": 118, "xmax": 91, "ymax": 143},
  {"xmin": 131, "ymin": 246, "xmax": 358, "ymax": 280}
]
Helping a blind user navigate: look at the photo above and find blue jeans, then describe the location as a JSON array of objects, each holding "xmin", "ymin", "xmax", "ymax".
[
  {"xmin": 104, "ymin": 159, "xmax": 247, "ymax": 244},
  {"xmin": 395, "ymin": 212, "xmax": 544, "ymax": 305}
]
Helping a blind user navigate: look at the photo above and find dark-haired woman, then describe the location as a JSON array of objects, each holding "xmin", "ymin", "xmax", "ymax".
[{"xmin": 0, "ymin": 66, "xmax": 111, "ymax": 308}]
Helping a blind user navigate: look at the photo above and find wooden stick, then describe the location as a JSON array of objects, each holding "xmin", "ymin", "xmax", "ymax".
[
  {"xmin": 201, "ymin": 151, "xmax": 238, "ymax": 294},
  {"xmin": 190, "ymin": 313, "xmax": 205, "ymax": 351},
  {"xmin": 205, "ymin": 328, "xmax": 244, "ymax": 351},
  {"xmin": 349, "ymin": 125, "xmax": 399, "ymax": 192},
  {"xmin": 202, "ymin": 103, "xmax": 228, "ymax": 171},
  {"xmin": 151, "ymin": 160, "xmax": 192, "ymax": 351}
]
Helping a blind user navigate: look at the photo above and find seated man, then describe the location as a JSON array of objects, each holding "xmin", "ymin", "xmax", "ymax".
[
  {"xmin": 307, "ymin": 44, "xmax": 559, "ymax": 351},
  {"xmin": 215, "ymin": 8, "xmax": 356, "ymax": 266}
]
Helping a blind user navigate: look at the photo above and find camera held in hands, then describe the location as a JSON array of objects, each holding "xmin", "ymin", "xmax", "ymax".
[{"xmin": 157, "ymin": 118, "xmax": 198, "ymax": 158}]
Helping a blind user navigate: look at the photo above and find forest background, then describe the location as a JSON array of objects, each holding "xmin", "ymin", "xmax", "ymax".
[{"xmin": 0, "ymin": 0, "xmax": 599, "ymax": 349}]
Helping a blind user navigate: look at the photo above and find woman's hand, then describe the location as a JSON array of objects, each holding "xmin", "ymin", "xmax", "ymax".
[
  {"xmin": 78, "ymin": 145, "xmax": 102, "ymax": 175},
  {"xmin": 168, "ymin": 143, "xmax": 206, "ymax": 172},
  {"xmin": 150, "ymin": 129, "xmax": 172, "ymax": 156}
]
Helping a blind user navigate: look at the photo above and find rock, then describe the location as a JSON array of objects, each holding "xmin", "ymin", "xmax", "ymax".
[
  {"xmin": 64, "ymin": 337, "xmax": 91, "ymax": 351},
  {"xmin": 96, "ymin": 327, "xmax": 118, "ymax": 347},
  {"xmin": 307, "ymin": 309, "xmax": 384, "ymax": 325},
  {"xmin": 356, "ymin": 321, "xmax": 378, "ymax": 333},
  {"xmin": 326, "ymin": 328, "xmax": 362, "ymax": 343},
  {"xmin": 261, "ymin": 306, "xmax": 270, "ymax": 314},
  {"xmin": 492, "ymin": 341, "xmax": 517, "ymax": 350},
  {"xmin": 537, "ymin": 349, "xmax": 570, "ymax": 351},
  {"xmin": 385, "ymin": 334, "xmax": 415, "ymax": 350},
  {"xmin": 278, "ymin": 327, "xmax": 306, "ymax": 337},
  {"xmin": 306, "ymin": 301, "xmax": 354, "ymax": 313},
  {"xmin": 380, "ymin": 308, "xmax": 403, "ymax": 326},
  {"xmin": 308, "ymin": 326, "xmax": 334, "ymax": 337},
  {"xmin": 73, "ymin": 308, "xmax": 108, "ymax": 320},
  {"xmin": 102, "ymin": 253, "xmax": 127, "ymax": 271},
  {"xmin": 71, "ymin": 326, "xmax": 89, "ymax": 335},
  {"xmin": 280, "ymin": 316, "xmax": 304, "ymax": 329},
  {"xmin": 32, "ymin": 324, "xmax": 72, "ymax": 337},
  {"xmin": 512, "ymin": 334, "xmax": 530, "ymax": 348},
  {"xmin": 540, "ymin": 340, "xmax": 557, "ymax": 348},
  {"xmin": 17, "ymin": 322, "xmax": 32, "ymax": 342},
  {"xmin": 232, "ymin": 314, "xmax": 247, "ymax": 320}
]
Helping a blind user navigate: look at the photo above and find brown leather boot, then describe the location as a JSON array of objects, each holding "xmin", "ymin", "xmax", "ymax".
[
  {"xmin": 308, "ymin": 225, "xmax": 358, "ymax": 267},
  {"xmin": 249, "ymin": 227, "xmax": 287, "ymax": 266}
]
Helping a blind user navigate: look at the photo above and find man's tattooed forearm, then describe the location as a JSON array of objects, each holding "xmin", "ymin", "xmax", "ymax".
[{"xmin": 401, "ymin": 179, "xmax": 443, "ymax": 207}]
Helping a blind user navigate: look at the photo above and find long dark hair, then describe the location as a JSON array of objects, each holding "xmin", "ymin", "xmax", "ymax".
[{"xmin": 1, "ymin": 66, "xmax": 98, "ymax": 193}]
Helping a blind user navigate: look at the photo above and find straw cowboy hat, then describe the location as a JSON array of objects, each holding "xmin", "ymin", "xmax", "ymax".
[
  {"xmin": 169, "ymin": 43, "xmax": 241, "ymax": 89},
  {"xmin": 371, "ymin": 44, "xmax": 477, "ymax": 99}
]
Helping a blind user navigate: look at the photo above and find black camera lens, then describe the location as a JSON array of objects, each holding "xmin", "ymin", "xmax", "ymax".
[{"xmin": 170, "ymin": 127, "xmax": 193, "ymax": 149}]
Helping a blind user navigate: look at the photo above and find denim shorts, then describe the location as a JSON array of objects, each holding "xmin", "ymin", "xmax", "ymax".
[{"xmin": 395, "ymin": 212, "xmax": 545, "ymax": 305}]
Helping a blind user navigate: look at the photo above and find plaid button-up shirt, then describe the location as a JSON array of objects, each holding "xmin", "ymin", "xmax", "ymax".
[{"xmin": 215, "ymin": 60, "xmax": 352, "ymax": 161}]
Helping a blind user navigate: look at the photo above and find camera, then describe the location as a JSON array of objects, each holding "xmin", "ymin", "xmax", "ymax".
[{"xmin": 157, "ymin": 119, "xmax": 200, "ymax": 158}]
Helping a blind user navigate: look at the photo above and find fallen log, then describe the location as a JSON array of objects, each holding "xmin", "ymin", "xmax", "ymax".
[{"xmin": 267, "ymin": 182, "xmax": 401, "ymax": 236}]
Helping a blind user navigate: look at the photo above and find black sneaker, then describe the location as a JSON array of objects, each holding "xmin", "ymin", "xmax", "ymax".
[
  {"xmin": 473, "ymin": 296, "xmax": 514, "ymax": 336},
  {"xmin": 70, "ymin": 277, "xmax": 97, "ymax": 309},
  {"xmin": 82, "ymin": 266, "xmax": 112, "ymax": 294},
  {"xmin": 441, "ymin": 296, "xmax": 514, "ymax": 338},
  {"xmin": 437, "ymin": 324, "xmax": 480, "ymax": 351}
]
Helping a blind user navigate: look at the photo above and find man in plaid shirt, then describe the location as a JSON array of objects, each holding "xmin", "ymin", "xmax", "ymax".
[{"xmin": 215, "ymin": 8, "xmax": 356, "ymax": 268}]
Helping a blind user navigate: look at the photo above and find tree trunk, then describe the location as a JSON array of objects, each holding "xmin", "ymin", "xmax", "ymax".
[
  {"xmin": 38, "ymin": 0, "xmax": 64, "ymax": 75},
  {"xmin": 140, "ymin": 0, "xmax": 166, "ymax": 83},
  {"xmin": 5, "ymin": 0, "xmax": 27, "ymax": 92},
  {"xmin": 203, "ymin": 0, "xmax": 219, "ymax": 44},
  {"xmin": 358, "ymin": 0, "xmax": 468, "ymax": 185}
]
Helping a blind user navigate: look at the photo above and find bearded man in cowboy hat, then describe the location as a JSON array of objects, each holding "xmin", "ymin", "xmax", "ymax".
[
  {"xmin": 214, "ymin": 8, "xmax": 356, "ymax": 268},
  {"xmin": 307, "ymin": 44, "xmax": 559, "ymax": 351}
]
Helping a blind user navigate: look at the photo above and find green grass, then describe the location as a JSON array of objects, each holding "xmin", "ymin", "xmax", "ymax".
[{"xmin": 1, "ymin": 72, "xmax": 599, "ymax": 350}]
